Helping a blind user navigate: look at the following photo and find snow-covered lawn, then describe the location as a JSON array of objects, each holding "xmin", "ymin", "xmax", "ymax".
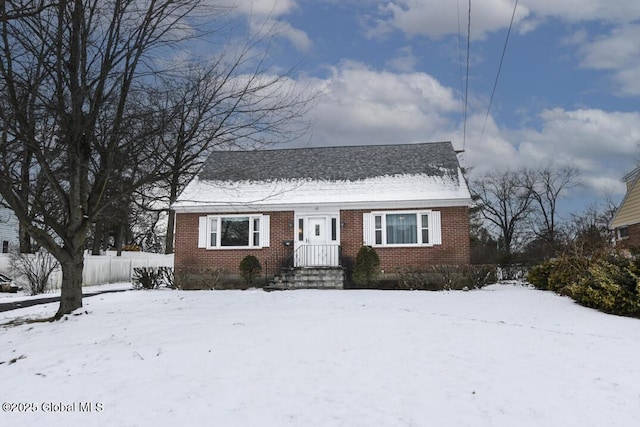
[
  {"xmin": 1, "ymin": 285, "xmax": 639, "ymax": 427},
  {"xmin": 0, "ymin": 282, "xmax": 134, "ymax": 301}
]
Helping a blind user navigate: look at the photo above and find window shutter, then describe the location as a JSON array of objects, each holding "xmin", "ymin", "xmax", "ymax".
[
  {"xmin": 198, "ymin": 216, "xmax": 208, "ymax": 248},
  {"xmin": 362, "ymin": 213, "xmax": 374, "ymax": 245},
  {"xmin": 259, "ymin": 215, "xmax": 270, "ymax": 247},
  {"xmin": 430, "ymin": 211, "xmax": 442, "ymax": 245}
]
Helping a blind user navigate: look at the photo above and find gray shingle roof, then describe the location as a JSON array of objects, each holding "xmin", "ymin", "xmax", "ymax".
[{"xmin": 198, "ymin": 141, "xmax": 461, "ymax": 182}]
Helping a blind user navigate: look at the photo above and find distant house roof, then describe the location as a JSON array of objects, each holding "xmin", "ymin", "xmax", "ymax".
[{"xmin": 174, "ymin": 141, "xmax": 471, "ymax": 212}]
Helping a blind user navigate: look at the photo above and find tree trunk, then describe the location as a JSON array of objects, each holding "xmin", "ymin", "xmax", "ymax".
[
  {"xmin": 91, "ymin": 220, "xmax": 104, "ymax": 255},
  {"xmin": 55, "ymin": 253, "xmax": 84, "ymax": 319},
  {"xmin": 19, "ymin": 223, "xmax": 32, "ymax": 253},
  {"xmin": 116, "ymin": 222, "xmax": 124, "ymax": 256},
  {"xmin": 165, "ymin": 209, "xmax": 175, "ymax": 254}
]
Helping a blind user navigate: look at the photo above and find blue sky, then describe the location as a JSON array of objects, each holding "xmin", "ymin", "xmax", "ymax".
[{"xmin": 215, "ymin": 0, "xmax": 640, "ymax": 214}]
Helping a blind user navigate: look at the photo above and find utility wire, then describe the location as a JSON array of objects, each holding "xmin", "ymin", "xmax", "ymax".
[
  {"xmin": 479, "ymin": 0, "xmax": 519, "ymax": 146},
  {"xmin": 457, "ymin": 1, "xmax": 466, "ymax": 123},
  {"xmin": 462, "ymin": 0, "xmax": 471, "ymax": 151},
  {"xmin": 457, "ymin": 2, "xmax": 465, "ymax": 111}
]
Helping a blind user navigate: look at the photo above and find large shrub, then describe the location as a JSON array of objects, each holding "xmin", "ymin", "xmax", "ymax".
[
  {"xmin": 352, "ymin": 246, "xmax": 381, "ymax": 286},
  {"xmin": 527, "ymin": 260, "xmax": 556, "ymax": 290},
  {"xmin": 529, "ymin": 250, "xmax": 640, "ymax": 318},
  {"xmin": 239, "ymin": 255, "xmax": 262, "ymax": 286},
  {"xmin": 567, "ymin": 254, "xmax": 640, "ymax": 317}
]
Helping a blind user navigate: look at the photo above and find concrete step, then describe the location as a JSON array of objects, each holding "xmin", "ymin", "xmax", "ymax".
[{"xmin": 270, "ymin": 267, "xmax": 345, "ymax": 290}]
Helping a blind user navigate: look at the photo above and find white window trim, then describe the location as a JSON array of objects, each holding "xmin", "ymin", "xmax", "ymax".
[
  {"xmin": 200, "ymin": 214, "xmax": 269, "ymax": 250},
  {"xmin": 367, "ymin": 210, "xmax": 441, "ymax": 247},
  {"xmin": 617, "ymin": 226, "xmax": 629, "ymax": 240}
]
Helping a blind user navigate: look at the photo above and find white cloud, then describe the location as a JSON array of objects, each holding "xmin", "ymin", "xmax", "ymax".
[
  {"xmin": 250, "ymin": 18, "xmax": 313, "ymax": 52},
  {"xmin": 386, "ymin": 46, "xmax": 418, "ymax": 72},
  {"xmin": 218, "ymin": 0, "xmax": 298, "ymax": 17},
  {"xmin": 516, "ymin": 108, "xmax": 640, "ymax": 195},
  {"xmin": 285, "ymin": 59, "xmax": 639, "ymax": 202},
  {"xmin": 365, "ymin": 0, "xmax": 530, "ymax": 40},
  {"xmin": 300, "ymin": 61, "xmax": 459, "ymax": 147},
  {"xmin": 445, "ymin": 107, "xmax": 640, "ymax": 199},
  {"xmin": 575, "ymin": 24, "xmax": 640, "ymax": 95},
  {"xmin": 579, "ymin": 25, "xmax": 640, "ymax": 70},
  {"xmin": 216, "ymin": 0, "xmax": 312, "ymax": 52},
  {"xmin": 361, "ymin": 1, "xmax": 640, "ymax": 96},
  {"xmin": 524, "ymin": 0, "xmax": 640, "ymax": 23},
  {"xmin": 366, "ymin": 0, "xmax": 640, "ymax": 40}
]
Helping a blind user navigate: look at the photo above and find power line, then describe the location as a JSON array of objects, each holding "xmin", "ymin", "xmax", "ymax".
[
  {"xmin": 462, "ymin": 0, "xmax": 471, "ymax": 151},
  {"xmin": 457, "ymin": 1, "xmax": 465, "ymax": 122},
  {"xmin": 479, "ymin": 0, "xmax": 519, "ymax": 146}
]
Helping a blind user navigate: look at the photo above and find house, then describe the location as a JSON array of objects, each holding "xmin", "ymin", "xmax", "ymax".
[
  {"xmin": 610, "ymin": 166, "xmax": 640, "ymax": 247},
  {"xmin": 0, "ymin": 204, "xmax": 19, "ymax": 254},
  {"xmin": 172, "ymin": 141, "xmax": 472, "ymax": 288}
]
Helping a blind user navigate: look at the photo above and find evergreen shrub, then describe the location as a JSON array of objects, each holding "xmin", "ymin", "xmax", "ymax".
[
  {"xmin": 529, "ymin": 250, "xmax": 640, "ymax": 318},
  {"xmin": 132, "ymin": 267, "xmax": 163, "ymax": 289},
  {"xmin": 352, "ymin": 246, "xmax": 381, "ymax": 286},
  {"xmin": 239, "ymin": 255, "xmax": 262, "ymax": 286}
]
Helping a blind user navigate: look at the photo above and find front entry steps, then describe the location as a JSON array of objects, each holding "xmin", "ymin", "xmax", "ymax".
[{"xmin": 265, "ymin": 267, "xmax": 345, "ymax": 291}]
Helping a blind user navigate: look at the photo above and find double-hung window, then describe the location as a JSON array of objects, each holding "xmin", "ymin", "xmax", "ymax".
[
  {"xmin": 199, "ymin": 214, "xmax": 270, "ymax": 249},
  {"xmin": 365, "ymin": 210, "xmax": 440, "ymax": 247}
]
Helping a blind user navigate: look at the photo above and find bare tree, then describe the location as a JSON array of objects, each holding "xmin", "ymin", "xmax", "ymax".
[
  {"xmin": 10, "ymin": 248, "xmax": 60, "ymax": 295},
  {"xmin": 471, "ymin": 169, "xmax": 534, "ymax": 258},
  {"xmin": 0, "ymin": 0, "xmax": 211, "ymax": 318},
  {"xmin": 568, "ymin": 192, "xmax": 618, "ymax": 254},
  {"xmin": 528, "ymin": 165, "xmax": 580, "ymax": 246},
  {"xmin": 145, "ymin": 45, "xmax": 312, "ymax": 253},
  {"xmin": 0, "ymin": 2, "xmax": 313, "ymax": 318}
]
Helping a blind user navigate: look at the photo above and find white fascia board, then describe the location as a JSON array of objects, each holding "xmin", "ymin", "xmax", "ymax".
[{"xmin": 172, "ymin": 198, "xmax": 472, "ymax": 214}]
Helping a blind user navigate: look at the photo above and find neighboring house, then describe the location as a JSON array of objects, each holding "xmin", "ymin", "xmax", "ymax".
[
  {"xmin": 172, "ymin": 141, "xmax": 472, "ymax": 287},
  {"xmin": 610, "ymin": 166, "xmax": 640, "ymax": 247},
  {"xmin": 0, "ymin": 203, "xmax": 19, "ymax": 254}
]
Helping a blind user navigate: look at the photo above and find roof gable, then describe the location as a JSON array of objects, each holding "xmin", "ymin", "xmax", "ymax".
[{"xmin": 611, "ymin": 169, "xmax": 640, "ymax": 228}]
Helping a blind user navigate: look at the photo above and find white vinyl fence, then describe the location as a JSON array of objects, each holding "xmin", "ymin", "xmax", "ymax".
[{"xmin": 0, "ymin": 251, "xmax": 174, "ymax": 290}]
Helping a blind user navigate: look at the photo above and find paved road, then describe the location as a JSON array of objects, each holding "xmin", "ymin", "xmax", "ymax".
[{"xmin": 0, "ymin": 289, "xmax": 129, "ymax": 313}]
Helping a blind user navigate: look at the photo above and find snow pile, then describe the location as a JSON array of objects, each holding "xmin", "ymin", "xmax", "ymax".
[{"xmin": 1, "ymin": 285, "xmax": 639, "ymax": 426}]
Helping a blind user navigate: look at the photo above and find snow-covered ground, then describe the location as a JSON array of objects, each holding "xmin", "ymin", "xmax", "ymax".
[
  {"xmin": 1, "ymin": 285, "xmax": 639, "ymax": 427},
  {"xmin": 0, "ymin": 282, "xmax": 134, "ymax": 301}
]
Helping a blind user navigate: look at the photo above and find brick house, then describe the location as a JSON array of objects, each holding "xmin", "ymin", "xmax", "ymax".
[
  {"xmin": 610, "ymin": 166, "xmax": 640, "ymax": 247},
  {"xmin": 172, "ymin": 141, "xmax": 472, "ymax": 287}
]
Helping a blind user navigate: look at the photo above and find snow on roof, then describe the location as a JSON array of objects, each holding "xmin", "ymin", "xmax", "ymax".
[
  {"xmin": 174, "ymin": 142, "xmax": 471, "ymax": 212},
  {"xmin": 174, "ymin": 170, "xmax": 471, "ymax": 212}
]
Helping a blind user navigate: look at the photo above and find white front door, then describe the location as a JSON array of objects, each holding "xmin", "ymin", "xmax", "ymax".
[
  {"xmin": 307, "ymin": 217, "xmax": 327, "ymax": 245},
  {"xmin": 294, "ymin": 215, "xmax": 340, "ymax": 267},
  {"xmin": 304, "ymin": 216, "xmax": 329, "ymax": 266}
]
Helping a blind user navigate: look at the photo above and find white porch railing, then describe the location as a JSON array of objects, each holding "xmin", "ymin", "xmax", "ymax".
[{"xmin": 293, "ymin": 244, "xmax": 341, "ymax": 267}]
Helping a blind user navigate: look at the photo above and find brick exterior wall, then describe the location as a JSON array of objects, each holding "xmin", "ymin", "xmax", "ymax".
[
  {"xmin": 616, "ymin": 223, "xmax": 640, "ymax": 249},
  {"xmin": 174, "ymin": 211, "xmax": 295, "ymax": 276},
  {"xmin": 174, "ymin": 206, "xmax": 470, "ymax": 276},
  {"xmin": 339, "ymin": 206, "xmax": 470, "ymax": 272}
]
